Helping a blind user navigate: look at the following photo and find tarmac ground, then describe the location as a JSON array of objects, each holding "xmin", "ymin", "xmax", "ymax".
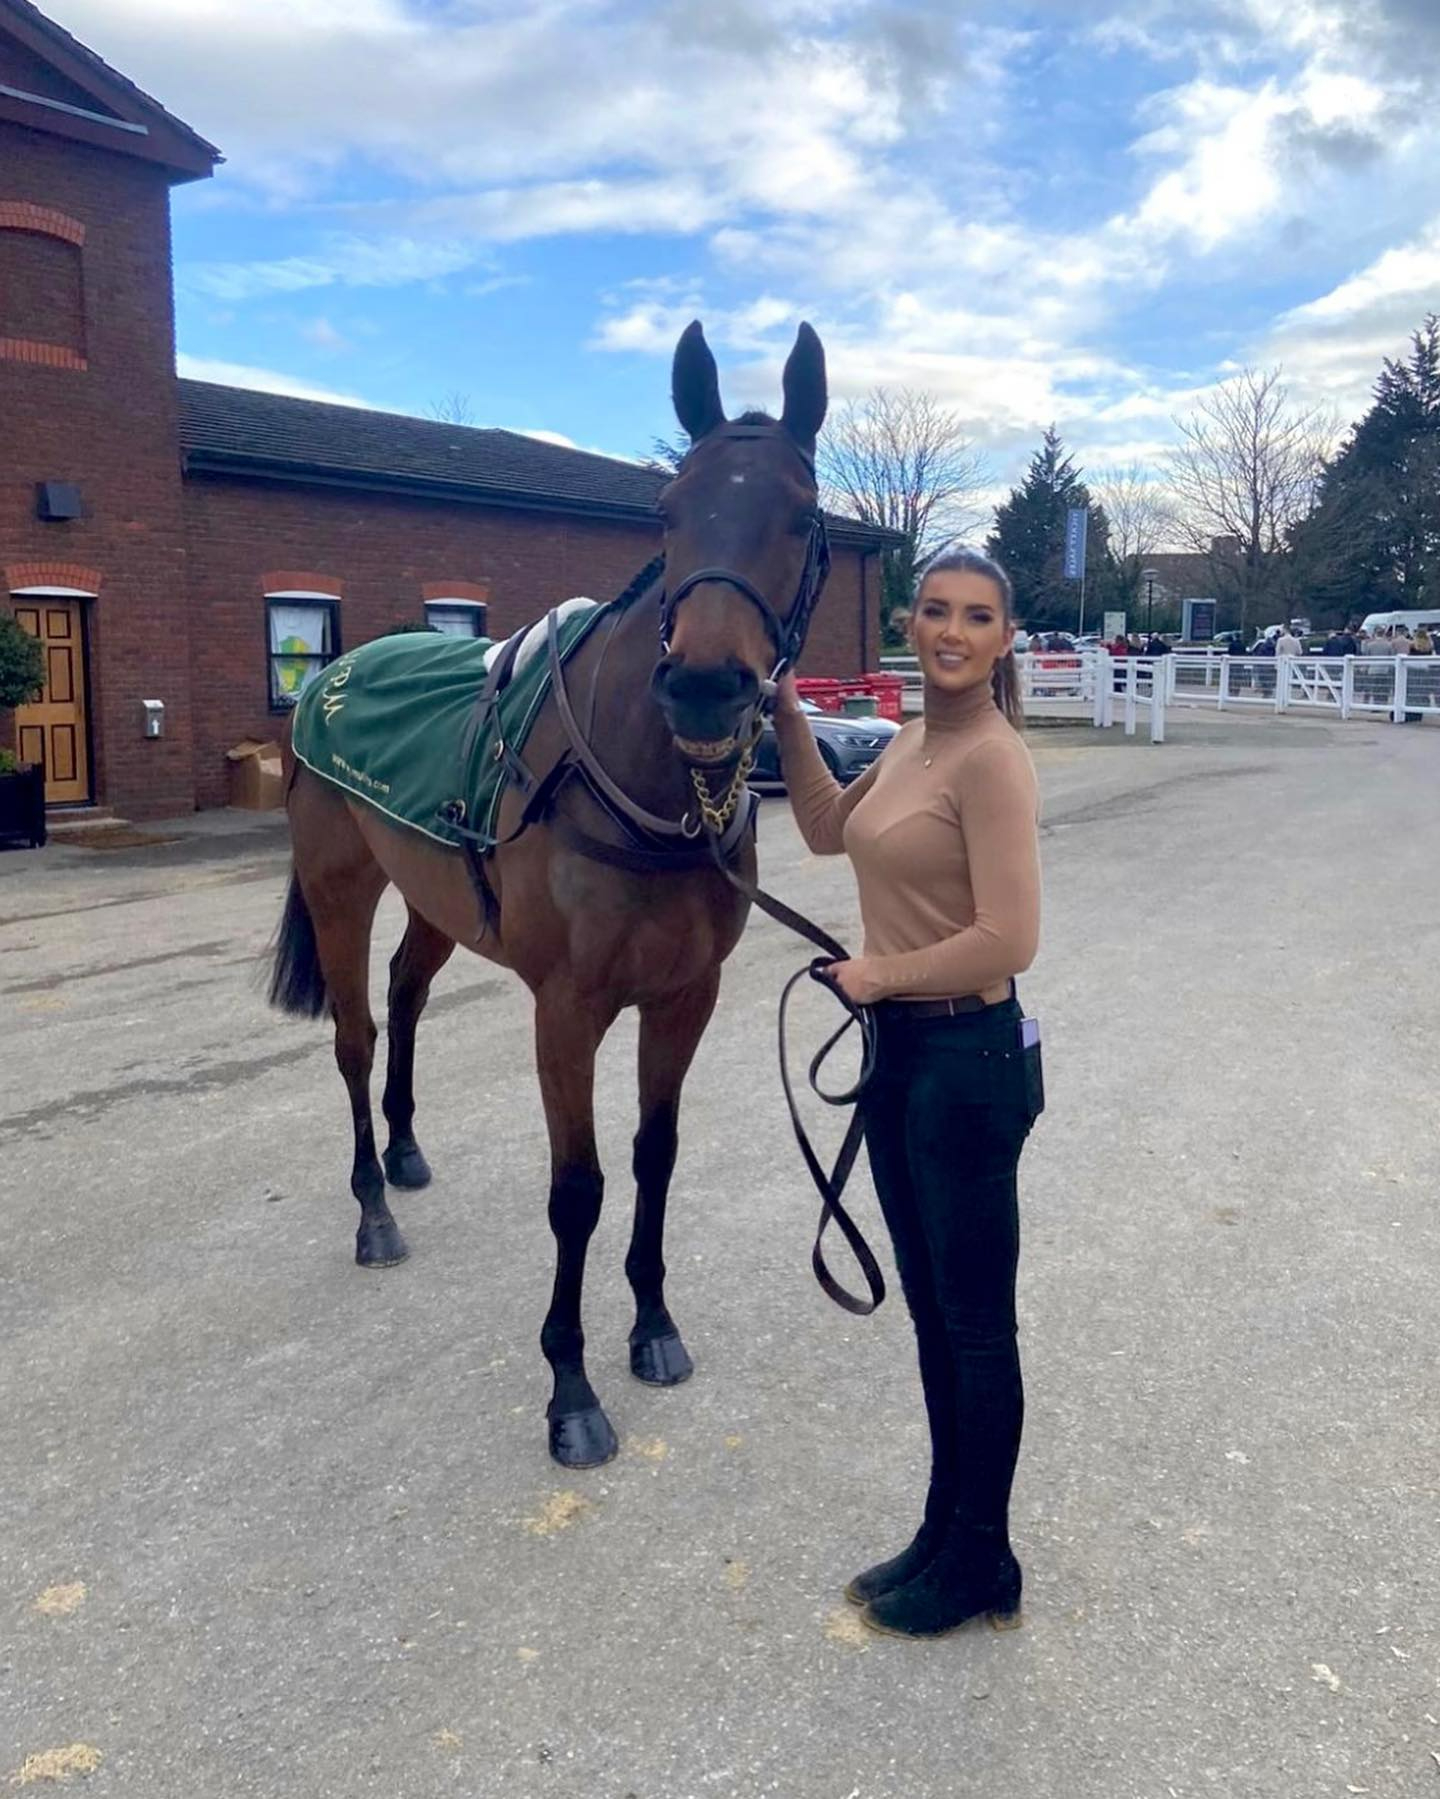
[{"xmin": 2, "ymin": 707, "xmax": 1438, "ymax": 1798}]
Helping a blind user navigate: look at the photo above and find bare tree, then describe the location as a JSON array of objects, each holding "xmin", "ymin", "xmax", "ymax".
[
  {"xmin": 1092, "ymin": 463, "xmax": 1173, "ymax": 626},
  {"xmin": 1096, "ymin": 464, "xmax": 1171, "ymax": 564},
  {"xmin": 1167, "ymin": 368, "xmax": 1335, "ymax": 637},
  {"xmin": 427, "ymin": 390, "xmax": 477, "ymax": 426},
  {"xmin": 819, "ymin": 387, "xmax": 990, "ymax": 641}
]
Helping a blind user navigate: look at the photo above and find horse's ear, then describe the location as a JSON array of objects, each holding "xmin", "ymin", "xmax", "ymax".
[
  {"xmin": 780, "ymin": 321, "xmax": 827, "ymax": 451},
  {"xmin": 672, "ymin": 321, "xmax": 725, "ymax": 443}
]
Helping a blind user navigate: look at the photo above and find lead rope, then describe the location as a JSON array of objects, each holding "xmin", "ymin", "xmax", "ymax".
[{"xmin": 708, "ymin": 832, "xmax": 886, "ymax": 1316}]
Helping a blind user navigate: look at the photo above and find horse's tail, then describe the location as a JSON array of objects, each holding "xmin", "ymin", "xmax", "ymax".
[{"xmin": 267, "ymin": 869, "xmax": 329, "ymax": 1019}]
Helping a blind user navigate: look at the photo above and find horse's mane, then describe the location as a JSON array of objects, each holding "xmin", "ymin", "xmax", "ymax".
[{"xmin": 612, "ymin": 553, "xmax": 666, "ymax": 612}]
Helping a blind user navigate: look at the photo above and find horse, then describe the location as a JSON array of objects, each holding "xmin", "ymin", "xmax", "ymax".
[{"xmin": 267, "ymin": 320, "xmax": 830, "ymax": 1468}]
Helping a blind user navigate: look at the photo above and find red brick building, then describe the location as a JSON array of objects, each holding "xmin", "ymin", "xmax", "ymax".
[{"xmin": 1, "ymin": 0, "xmax": 891, "ymax": 819}]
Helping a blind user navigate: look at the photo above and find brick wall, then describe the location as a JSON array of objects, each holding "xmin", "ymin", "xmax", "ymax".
[
  {"xmin": 0, "ymin": 221, "xmax": 85, "ymax": 353},
  {"xmin": 183, "ymin": 476, "xmax": 878, "ymax": 809},
  {"xmin": 0, "ymin": 121, "xmax": 194, "ymax": 818},
  {"xmin": 0, "ymin": 116, "xmax": 878, "ymax": 820}
]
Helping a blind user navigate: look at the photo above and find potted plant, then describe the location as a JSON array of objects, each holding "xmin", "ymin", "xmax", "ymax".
[{"xmin": 0, "ymin": 611, "xmax": 47, "ymax": 848}]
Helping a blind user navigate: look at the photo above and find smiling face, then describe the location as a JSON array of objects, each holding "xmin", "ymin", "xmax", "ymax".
[{"xmin": 910, "ymin": 567, "xmax": 1014, "ymax": 695}]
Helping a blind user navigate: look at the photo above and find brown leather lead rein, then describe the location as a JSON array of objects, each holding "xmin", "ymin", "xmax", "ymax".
[{"xmin": 708, "ymin": 831, "xmax": 886, "ymax": 1317}]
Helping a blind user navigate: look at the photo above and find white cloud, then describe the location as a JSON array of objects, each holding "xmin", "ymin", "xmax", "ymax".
[
  {"xmin": 182, "ymin": 238, "xmax": 482, "ymax": 301},
  {"xmin": 299, "ymin": 316, "xmax": 351, "ymax": 352},
  {"xmin": 175, "ymin": 353, "xmax": 375, "ymax": 407},
  {"xmin": 46, "ymin": 0, "xmax": 1440, "ymax": 490},
  {"xmin": 516, "ymin": 428, "xmax": 577, "ymax": 450},
  {"xmin": 1278, "ymin": 220, "xmax": 1440, "ymax": 327}
]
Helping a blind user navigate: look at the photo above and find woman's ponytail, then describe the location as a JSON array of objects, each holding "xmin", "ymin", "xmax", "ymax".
[{"xmin": 992, "ymin": 649, "xmax": 1025, "ymax": 731}]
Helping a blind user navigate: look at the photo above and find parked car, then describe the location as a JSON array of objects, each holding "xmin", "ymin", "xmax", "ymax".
[{"xmin": 751, "ymin": 700, "xmax": 900, "ymax": 786}]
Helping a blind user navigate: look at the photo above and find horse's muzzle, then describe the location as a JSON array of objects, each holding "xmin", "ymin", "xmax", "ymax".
[{"xmin": 651, "ymin": 658, "xmax": 762, "ymax": 767}]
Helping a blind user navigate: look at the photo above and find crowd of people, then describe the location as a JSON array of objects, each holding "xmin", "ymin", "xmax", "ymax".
[
  {"xmin": 1020, "ymin": 623, "xmax": 1436, "ymax": 657},
  {"xmin": 1012, "ymin": 620, "xmax": 1437, "ymax": 709}
]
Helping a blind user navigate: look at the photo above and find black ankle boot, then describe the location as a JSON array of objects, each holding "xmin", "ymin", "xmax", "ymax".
[
  {"xmin": 860, "ymin": 1524, "xmax": 1022, "ymax": 1639},
  {"xmin": 843, "ymin": 1488, "xmax": 954, "ymax": 1607}
]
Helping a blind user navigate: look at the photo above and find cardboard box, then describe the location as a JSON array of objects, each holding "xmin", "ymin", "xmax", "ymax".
[{"xmin": 225, "ymin": 738, "xmax": 286, "ymax": 810}]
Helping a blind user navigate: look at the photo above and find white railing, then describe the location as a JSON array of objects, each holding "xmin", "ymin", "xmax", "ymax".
[
  {"xmin": 880, "ymin": 648, "xmax": 1440, "ymax": 734},
  {"xmin": 1163, "ymin": 654, "xmax": 1440, "ymax": 723},
  {"xmin": 883, "ymin": 650, "xmax": 1167, "ymax": 740}
]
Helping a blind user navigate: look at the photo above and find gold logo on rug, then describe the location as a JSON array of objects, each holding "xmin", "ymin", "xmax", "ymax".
[{"xmin": 320, "ymin": 654, "xmax": 356, "ymax": 725}]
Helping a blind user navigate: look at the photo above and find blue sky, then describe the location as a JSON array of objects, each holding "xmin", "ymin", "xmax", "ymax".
[{"xmin": 50, "ymin": 0, "xmax": 1440, "ymax": 502}]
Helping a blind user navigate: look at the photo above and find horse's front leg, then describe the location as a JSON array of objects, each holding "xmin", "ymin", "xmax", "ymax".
[
  {"xmin": 627, "ymin": 971, "xmax": 721, "ymax": 1386},
  {"xmin": 535, "ymin": 983, "xmax": 621, "ymax": 1469}
]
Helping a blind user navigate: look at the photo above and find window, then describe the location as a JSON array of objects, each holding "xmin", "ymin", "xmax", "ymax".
[
  {"xmin": 267, "ymin": 598, "xmax": 338, "ymax": 707},
  {"xmin": 425, "ymin": 600, "xmax": 488, "ymax": 638}
]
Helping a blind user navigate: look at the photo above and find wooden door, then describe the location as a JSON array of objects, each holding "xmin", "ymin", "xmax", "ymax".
[{"xmin": 12, "ymin": 599, "xmax": 90, "ymax": 804}]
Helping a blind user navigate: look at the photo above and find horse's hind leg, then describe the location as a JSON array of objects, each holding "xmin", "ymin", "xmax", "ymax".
[
  {"xmin": 381, "ymin": 906, "xmax": 455, "ymax": 1189},
  {"xmin": 287, "ymin": 778, "xmax": 404, "ymax": 1268},
  {"xmin": 626, "ymin": 971, "xmax": 720, "ymax": 1386},
  {"xmin": 317, "ymin": 904, "xmax": 408, "ymax": 1267},
  {"xmin": 535, "ymin": 982, "xmax": 621, "ymax": 1469}
]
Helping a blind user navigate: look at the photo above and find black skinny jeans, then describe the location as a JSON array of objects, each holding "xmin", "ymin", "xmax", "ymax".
[{"xmin": 860, "ymin": 996, "xmax": 1038, "ymax": 1540}]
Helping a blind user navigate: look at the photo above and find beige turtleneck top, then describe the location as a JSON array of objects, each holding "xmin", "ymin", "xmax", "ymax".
[{"xmin": 773, "ymin": 679, "xmax": 1040, "ymax": 1006}]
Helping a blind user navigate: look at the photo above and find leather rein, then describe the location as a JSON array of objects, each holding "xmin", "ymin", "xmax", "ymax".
[{"xmin": 451, "ymin": 422, "xmax": 884, "ymax": 1316}]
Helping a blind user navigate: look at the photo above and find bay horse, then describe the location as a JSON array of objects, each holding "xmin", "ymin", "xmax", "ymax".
[{"xmin": 268, "ymin": 320, "xmax": 830, "ymax": 1468}]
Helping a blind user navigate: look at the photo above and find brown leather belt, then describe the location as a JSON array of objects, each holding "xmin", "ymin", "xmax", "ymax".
[{"xmin": 873, "ymin": 992, "xmax": 1000, "ymax": 1020}]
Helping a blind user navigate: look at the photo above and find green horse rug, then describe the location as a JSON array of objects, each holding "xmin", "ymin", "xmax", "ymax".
[{"xmin": 290, "ymin": 598, "xmax": 607, "ymax": 849}]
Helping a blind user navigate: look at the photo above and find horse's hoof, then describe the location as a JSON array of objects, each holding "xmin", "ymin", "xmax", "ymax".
[
  {"xmin": 356, "ymin": 1218, "xmax": 409, "ymax": 1268},
  {"xmin": 630, "ymin": 1332, "xmax": 694, "ymax": 1386},
  {"xmin": 383, "ymin": 1142, "xmax": 432, "ymax": 1189},
  {"xmin": 548, "ymin": 1406, "xmax": 619, "ymax": 1469}
]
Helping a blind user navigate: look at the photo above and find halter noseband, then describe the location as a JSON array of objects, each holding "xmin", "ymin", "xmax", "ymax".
[{"xmin": 657, "ymin": 426, "xmax": 832, "ymax": 680}]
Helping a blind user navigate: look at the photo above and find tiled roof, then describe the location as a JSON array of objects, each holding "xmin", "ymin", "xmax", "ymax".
[
  {"xmin": 1, "ymin": 0, "xmax": 221, "ymax": 162},
  {"xmin": 176, "ymin": 381, "xmax": 904, "ymax": 549}
]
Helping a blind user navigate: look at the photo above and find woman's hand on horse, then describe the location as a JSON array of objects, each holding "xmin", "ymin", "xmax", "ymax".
[{"xmin": 774, "ymin": 672, "xmax": 804, "ymax": 717}]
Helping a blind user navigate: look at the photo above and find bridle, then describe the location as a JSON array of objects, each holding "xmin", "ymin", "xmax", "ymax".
[
  {"xmin": 448, "ymin": 431, "xmax": 883, "ymax": 1317},
  {"xmin": 657, "ymin": 425, "xmax": 832, "ymax": 683},
  {"xmin": 655, "ymin": 428, "xmax": 882, "ymax": 1317}
]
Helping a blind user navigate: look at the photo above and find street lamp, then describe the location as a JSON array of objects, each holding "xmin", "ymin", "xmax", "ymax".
[{"xmin": 1142, "ymin": 568, "xmax": 1158, "ymax": 635}]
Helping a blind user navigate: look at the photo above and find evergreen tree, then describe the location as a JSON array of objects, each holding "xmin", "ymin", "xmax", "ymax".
[
  {"xmin": 1293, "ymin": 316, "xmax": 1440, "ymax": 618},
  {"xmin": 987, "ymin": 428, "xmax": 1111, "ymax": 632}
]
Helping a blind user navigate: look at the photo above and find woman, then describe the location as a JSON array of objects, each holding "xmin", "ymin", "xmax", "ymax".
[{"xmin": 773, "ymin": 546, "xmax": 1043, "ymax": 1640}]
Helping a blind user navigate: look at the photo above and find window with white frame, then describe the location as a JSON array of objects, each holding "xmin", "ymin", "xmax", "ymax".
[
  {"xmin": 267, "ymin": 594, "xmax": 339, "ymax": 707},
  {"xmin": 424, "ymin": 600, "xmax": 488, "ymax": 638}
]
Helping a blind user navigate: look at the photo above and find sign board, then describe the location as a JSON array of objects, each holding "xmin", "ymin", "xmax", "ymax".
[
  {"xmin": 1063, "ymin": 508, "xmax": 1088, "ymax": 581},
  {"xmin": 1181, "ymin": 597, "xmax": 1218, "ymax": 642},
  {"xmin": 1103, "ymin": 611, "xmax": 1126, "ymax": 640}
]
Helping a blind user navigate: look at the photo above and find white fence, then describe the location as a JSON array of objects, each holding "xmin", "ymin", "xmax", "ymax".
[
  {"xmin": 880, "ymin": 649, "xmax": 1440, "ymax": 739},
  {"xmin": 1019, "ymin": 651, "xmax": 1166, "ymax": 740},
  {"xmin": 1163, "ymin": 652, "xmax": 1440, "ymax": 723},
  {"xmin": 885, "ymin": 652, "xmax": 1168, "ymax": 740}
]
